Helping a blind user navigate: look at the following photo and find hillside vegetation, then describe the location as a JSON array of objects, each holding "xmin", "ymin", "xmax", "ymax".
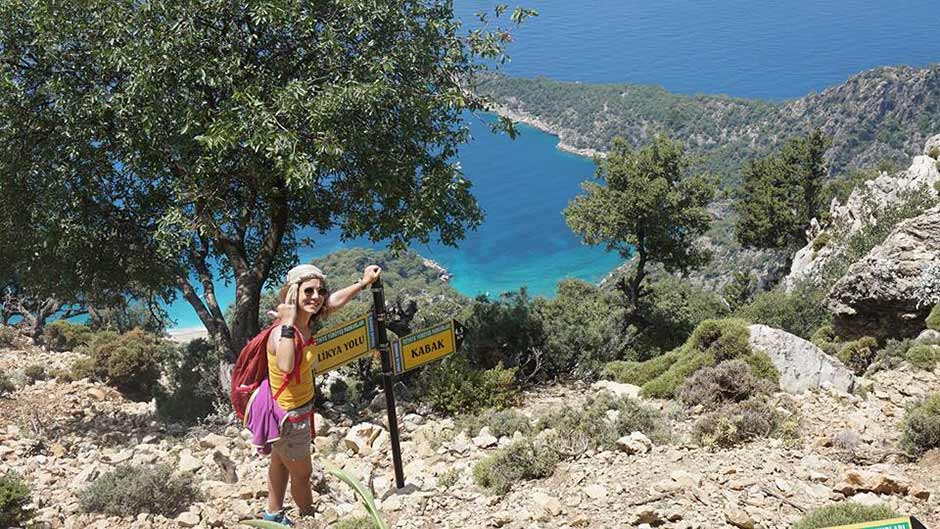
[{"xmin": 480, "ymin": 65, "xmax": 940, "ymax": 183}]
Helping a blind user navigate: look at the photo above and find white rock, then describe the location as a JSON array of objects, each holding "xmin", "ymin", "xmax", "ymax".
[
  {"xmin": 178, "ymin": 449, "xmax": 203, "ymax": 473},
  {"xmin": 748, "ymin": 324, "xmax": 855, "ymax": 393},
  {"xmin": 313, "ymin": 413, "xmax": 332, "ymax": 437},
  {"xmin": 531, "ymin": 491, "xmax": 563, "ymax": 516},
  {"xmin": 200, "ymin": 433, "xmax": 229, "ymax": 450},
  {"xmin": 616, "ymin": 431, "xmax": 653, "ymax": 455},
  {"xmin": 591, "ymin": 380, "xmax": 641, "ymax": 399},
  {"xmin": 176, "ymin": 511, "xmax": 200, "ymax": 527},
  {"xmin": 583, "ymin": 484, "xmax": 608, "ymax": 500},
  {"xmin": 344, "ymin": 423, "xmax": 381, "ymax": 455},
  {"xmin": 851, "ymin": 492, "xmax": 884, "ymax": 507},
  {"xmin": 472, "ymin": 427, "xmax": 498, "ymax": 449}
]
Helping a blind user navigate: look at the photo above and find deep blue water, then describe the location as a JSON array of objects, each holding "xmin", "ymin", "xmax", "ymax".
[{"xmin": 166, "ymin": 1, "xmax": 940, "ymax": 329}]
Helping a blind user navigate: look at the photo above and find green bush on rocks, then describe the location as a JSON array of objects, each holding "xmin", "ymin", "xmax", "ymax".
[
  {"xmin": 927, "ymin": 303, "xmax": 940, "ymax": 331},
  {"xmin": 901, "ymin": 393, "xmax": 940, "ymax": 456},
  {"xmin": 677, "ymin": 359, "xmax": 775, "ymax": 411},
  {"xmin": 836, "ymin": 336, "xmax": 879, "ymax": 375},
  {"xmin": 692, "ymin": 397, "xmax": 779, "ymax": 448},
  {"xmin": 906, "ymin": 344, "xmax": 940, "ymax": 369},
  {"xmin": 0, "ymin": 472, "xmax": 32, "ymax": 528},
  {"xmin": 79, "ymin": 464, "xmax": 201, "ymax": 517},
  {"xmin": 472, "ymin": 438, "xmax": 559, "ymax": 495},
  {"xmin": 791, "ymin": 503, "xmax": 898, "ymax": 529},
  {"xmin": 86, "ymin": 329, "xmax": 171, "ymax": 400},
  {"xmin": 42, "ymin": 320, "xmax": 93, "ymax": 352},
  {"xmin": 0, "ymin": 326, "xmax": 15, "ymax": 347},
  {"xmin": 416, "ymin": 356, "xmax": 518, "ymax": 414}
]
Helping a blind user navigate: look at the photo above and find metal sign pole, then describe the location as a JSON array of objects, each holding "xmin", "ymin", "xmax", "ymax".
[{"xmin": 371, "ymin": 278, "xmax": 405, "ymax": 489}]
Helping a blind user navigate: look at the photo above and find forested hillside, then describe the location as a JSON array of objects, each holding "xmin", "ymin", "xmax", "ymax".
[{"xmin": 481, "ymin": 65, "xmax": 940, "ymax": 183}]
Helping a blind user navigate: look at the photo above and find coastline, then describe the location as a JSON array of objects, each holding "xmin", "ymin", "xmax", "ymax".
[
  {"xmin": 487, "ymin": 104, "xmax": 606, "ymax": 159},
  {"xmin": 167, "ymin": 326, "xmax": 209, "ymax": 343}
]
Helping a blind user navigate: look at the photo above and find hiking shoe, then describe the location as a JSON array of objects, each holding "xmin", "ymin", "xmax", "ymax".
[{"xmin": 262, "ymin": 508, "xmax": 295, "ymax": 527}]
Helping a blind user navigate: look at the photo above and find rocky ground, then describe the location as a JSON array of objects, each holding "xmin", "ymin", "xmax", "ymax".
[{"xmin": 2, "ymin": 344, "xmax": 939, "ymax": 529}]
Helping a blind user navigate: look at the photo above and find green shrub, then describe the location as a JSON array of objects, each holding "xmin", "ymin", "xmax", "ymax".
[
  {"xmin": 42, "ymin": 320, "xmax": 93, "ymax": 352},
  {"xmin": 79, "ymin": 464, "xmax": 201, "ymax": 516},
  {"xmin": 811, "ymin": 232, "xmax": 831, "ymax": 253},
  {"xmin": 333, "ymin": 516, "xmax": 374, "ymax": 529},
  {"xmin": 472, "ymin": 438, "xmax": 559, "ymax": 495},
  {"xmin": 810, "ymin": 325, "xmax": 840, "ymax": 355},
  {"xmin": 23, "ymin": 365, "xmax": 48, "ymax": 384},
  {"xmin": 437, "ymin": 468, "xmax": 459, "ymax": 489},
  {"xmin": 677, "ymin": 359, "xmax": 775, "ymax": 411},
  {"xmin": 721, "ymin": 271, "xmax": 757, "ymax": 313},
  {"xmin": 744, "ymin": 351, "xmax": 780, "ymax": 382},
  {"xmin": 458, "ymin": 409, "xmax": 532, "ymax": 438},
  {"xmin": 640, "ymin": 318, "xmax": 753, "ymax": 399},
  {"xmin": 0, "ymin": 326, "xmax": 15, "ymax": 347},
  {"xmin": 791, "ymin": 503, "xmax": 898, "ymax": 529},
  {"xmin": 535, "ymin": 393, "xmax": 669, "ymax": 450},
  {"xmin": 0, "ymin": 472, "xmax": 31, "ymax": 528},
  {"xmin": 0, "ymin": 371, "xmax": 14, "ymax": 396},
  {"xmin": 927, "ymin": 303, "xmax": 940, "ymax": 331},
  {"xmin": 736, "ymin": 283, "xmax": 831, "ymax": 340},
  {"xmin": 692, "ymin": 398, "xmax": 779, "ymax": 448},
  {"xmin": 836, "ymin": 336, "xmax": 879, "ymax": 375},
  {"xmin": 901, "ymin": 393, "xmax": 940, "ymax": 456},
  {"xmin": 906, "ymin": 344, "xmax": 940, "ymax": 369},
  {"xmin": 603, "ymin": 350, "xmax": 680, "ymax": 386},
  {"xmin": 634, "ymin": 276, "xmax": 729, "ymax": 357},
  {"xmin": 60, "ymin": 357, "xmax": 97, "ymax": 383},
  {"xmin": 157, "ymin": 339, "xmax": 223, "ymax": 423},
  {"xmin": 531, "ymin": 279, "xmax": 625, "ymax": 377},
  {"xmin": 928, "ymin": 146, "xmax": 940, "ymax": 159},
  {"xmin": 86, "ymin": 329, "xmax": 171, "ymax": 400},
  {"xmin": 416, "ymin": 356, "xmax": 518, "ymax": 414}
]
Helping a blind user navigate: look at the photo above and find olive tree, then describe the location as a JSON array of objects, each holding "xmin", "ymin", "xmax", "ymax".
[{"xmin": 0, "ymin": 0, "xmax": 534, "ymax": 372}]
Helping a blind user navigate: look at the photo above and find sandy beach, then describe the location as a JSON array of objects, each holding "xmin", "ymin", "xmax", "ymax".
[{"xmin": 166, "ymin": 326, "xmax": 209, "ymax": 343}]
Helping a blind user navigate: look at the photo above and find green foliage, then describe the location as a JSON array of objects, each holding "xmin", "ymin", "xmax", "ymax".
[
  {"xmin": 79, "ymin": 464, "xmax": 201, "ymax": 517},
  {"xmin": 0, "ymin": 370, "xmax": 13, "ymax": 396},
  {"xmin": 734, "ymin": 129, "xmax": 832, "ymax": 251},
  {"xmin": 536, "ymin": 393, "xmax": 669, "ymax": 449},
  {"xmin": 735, "ymin": 282, "xmax": 832, "ymax": 340},
  {"xmin": 157, "ymin": 339, "xmax": 223, "ymax": 423},
  {"xmin": 460, "ymin": 290, "xmax": 544, "ymax": 379},
  {"xmin": 458, "ymin": 409, "xmax": 532, "ymax": 438},
  {"xmin": 810, "ymin": 325, "xmax": 839, "ymax": 355},
  {"xmin": 0, "ymin": 325, "xmax": 14, "ymax": 347},
  {"xmin": 929, "ymin": 147, "xmax": 940, "ymax": 159},
  {"xmin": 564, "ymin": 135, "xmax": 717, "ymax": 310},
  {"xmin": 332, "ymin": 517, "xmax": 375, "ymax": 529},
  {"xmin": 437, "ymin": 468, "xmax": 460, "ymax": 489},
  {"xmin": 927, "ymin": 303, "xmax": 940, "ymax": 331},
  {"xmin": 721, "ymin": 271, "xmax": 757, "ymax": 313},
  {"xmin": 0, "ymin": 0, "xmax": 532, "ymax": 362},
  {"xmin": 902, "ymin": 394, "xmax": 940, "ymax": 456},
  {"xmin": 22, "ymin": 364, "xmax": 48, "ymax": 384},
  {"xmin": 472, "ymin": 438, "xmax": 559, "ymax": 495},
  {"xmin": 415, "ymin": 356, "xmax": 518, "ymax": 414},
  {"xmin": 692, "ymin": 398, "xmax": 779, "ymax": 447},
  {"xmin": 63, "ymin": 357, "xmax": 97, "ymax": 383},
  {"xmin": 324, "ymin": 462, "xmax": 389, "ymax": 529},
  {"xmin": 818, "ymin": 166, "xmax": 881, "ymax": 210},
  {"xmin": 836, "ymin": 336, "xmax": 879, "ymax": 375},
  {"xmin": 636, "ymin": 276, "xmax": 730, "ymax": 357},
  {"xmin": 42, "ymin": 320, "xmax": 93, "ymax": 352},
  {"xmin": 0, "ymin": 472, "xmax": 31, "ymax": 528},
  {"xmin": 626, "ymin": 319, "xmax": 756, "ymax": 399},
  {"xmin": 86, "ymin": 329, "xmax": 171, "ymax": 400},
  {"xmin": 530, "ymin": 279, "xmax": 624, "ymax": 377},
  {"xmin": 602, "ymin": 350, "xmax": 680, "ymax": 386},
  {"xmin": 811, "ymin": 232, "xmax": 831, "ymax": 253},
  {"xmin": 791, "ymin": 503, "xmax": 899, "ymax": 529},
  {"xmin": 906, "ymin": 344, "xmax": 940, "ymax": 370},
  {"xmin": 677, "ymin": 359, "xmax": 775, "ymax": 411}
]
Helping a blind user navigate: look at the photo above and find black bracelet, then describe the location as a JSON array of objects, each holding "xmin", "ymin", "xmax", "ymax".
[{"xmin": 280, "ymin": 325, "xmax": 295, "ymax": 339}]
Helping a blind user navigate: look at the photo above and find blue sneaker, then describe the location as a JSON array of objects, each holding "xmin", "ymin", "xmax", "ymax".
[{"xmin": 262, "ymin": 508, "xmax": 295, "ymax": 527}]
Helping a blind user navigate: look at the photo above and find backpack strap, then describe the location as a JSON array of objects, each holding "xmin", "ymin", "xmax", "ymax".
[{"xmin": 271, "ymin": 324, "xmax": 306, "ymax": 401}]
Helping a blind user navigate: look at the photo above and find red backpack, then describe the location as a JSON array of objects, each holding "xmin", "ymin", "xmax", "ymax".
[{"xmin": 230, "ymin": 322, "xmax": 304, "ymax": 421}]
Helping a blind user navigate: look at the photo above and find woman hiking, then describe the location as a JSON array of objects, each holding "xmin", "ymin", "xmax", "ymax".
[{"xmin": 251, "ymin": 262, "xmax": 381, "ymax": 526}]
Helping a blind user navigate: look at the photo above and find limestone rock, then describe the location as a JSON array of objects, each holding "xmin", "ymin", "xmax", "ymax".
[
  {"xmin": 199, "ymin": 433, "xmax": 228, "ymax": 450},
  {"xmin": 472, "ymin": 427, "xmax": 498, "ymax": 449},
  {"xmin": 827, "ymin": 205, "xmax": 940, "ymax": 339},
  {"xmin": 591, "ymin": 380, "xmax": 641, "ymax": 400},
  {"xmin": 916, "ymin": 329, "xmax": 940, "ymax": 343},
  {"xmin": 344, "ymin": 423, "xmax": 381, "ymax": 455},
  {"xmin": 924, "ymin": 133, "xmax": 940, "ymax": 157},
  {"xmin": 176, "ymin": 512, "xmax": 200, "ymax": 528},
  {"xmin": 748, "ymin": 324, "xmax": 855, "ymax": 393},
  {"xmin": 531, "ymin": 491, "xmax": 562, "ymax": 516},
  {"xmin": 724, "ymin": 506, "xmax": 756, "ymax": 529},
  {"xmin": 177, "ymin": 449, "xmax": 202, "ymax": 473},
  {"xmin": 616, "ymin": 431, "xmax": 653, "ymax": 455}
]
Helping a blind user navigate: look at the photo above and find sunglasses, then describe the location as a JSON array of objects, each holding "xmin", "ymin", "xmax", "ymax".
[{"xmin": 302, "ymin": 286, "xmax": 328, "ymax": 297}]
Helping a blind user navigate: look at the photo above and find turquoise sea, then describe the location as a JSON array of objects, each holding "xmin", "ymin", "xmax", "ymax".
[{"xmin": 166, "ymin": 0, "xmax": 940, "ymax": 329}]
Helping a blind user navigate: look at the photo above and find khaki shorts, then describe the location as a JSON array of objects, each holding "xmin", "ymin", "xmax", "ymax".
[{"xmin": 272, "ymin": 403, "xmax": 313, "ymax": 461}]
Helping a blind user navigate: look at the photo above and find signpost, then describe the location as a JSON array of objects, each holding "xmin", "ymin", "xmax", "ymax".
[
  {"xmin": 311, "ymin": 311, "xmax": 378, "ymax": 376},
  {"xmin": 821, "ymin": 517, "xmax": 926, "ymax": 529},
  {"xmin": 313, "ymin": 279, "xmax": 466, "ymax": 490},
  {"xmin": 391, "ymin": 319, "xmax": 465, "ymax": 375}
]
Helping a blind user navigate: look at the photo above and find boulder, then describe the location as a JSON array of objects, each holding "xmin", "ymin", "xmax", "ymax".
[
  {"xmin": 826, "ymin": 205, "xmax": 940, "ymax": 339},
  {"xmin": 748, "ymin": 324, "xmax": 855, "ymax": 393},
  {"xmin": 924, "ymin": 133, "xmax": 940, "ymax": 157},
  {"xmin": 616, "ymin": 432, "xmax": 653, "ymax": 455},
  {"xmin": 343, "ymin": 423, "xmax": 382, "ymax": 455},
  {"xmin": 591, "ymin": 380, "xmax": 641, "ymax": 399}
]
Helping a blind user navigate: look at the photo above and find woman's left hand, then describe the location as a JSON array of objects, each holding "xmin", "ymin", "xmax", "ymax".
[{"xmin": 361, "ymin": 265, "xmax": 381, "ymax": 286}]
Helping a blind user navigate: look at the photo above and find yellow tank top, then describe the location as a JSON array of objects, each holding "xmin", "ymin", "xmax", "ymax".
[{"xmin": 267, "ymin": 341, "xmax": 316, "ymax": 411}]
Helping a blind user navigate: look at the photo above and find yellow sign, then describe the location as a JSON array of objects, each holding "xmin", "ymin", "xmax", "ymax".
[
  {"xmin": 822, "ymin": 517, "xmax": 924, "ymax": 529},
  {"xmin": 311, "ymin": 312, "xmax": 378, "ymax": 375},
  {"xmin": 392, "ymin": 320, "xmax": 464, "ymax": 374}
]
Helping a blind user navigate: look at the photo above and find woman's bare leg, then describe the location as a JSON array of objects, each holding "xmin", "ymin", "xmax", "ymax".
[
  {"xmin": 268, "ymin": 450, "xmax": 290, "ymax": 512},
  {"xmin": 283, "ymin": 455, "xmax": 314, "ymax": 514}
]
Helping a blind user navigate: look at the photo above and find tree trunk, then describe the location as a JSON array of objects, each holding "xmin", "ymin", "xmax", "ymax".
[{"xmin": 229, "ymin": 275, "xmax": 262, "ymax": 360}]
